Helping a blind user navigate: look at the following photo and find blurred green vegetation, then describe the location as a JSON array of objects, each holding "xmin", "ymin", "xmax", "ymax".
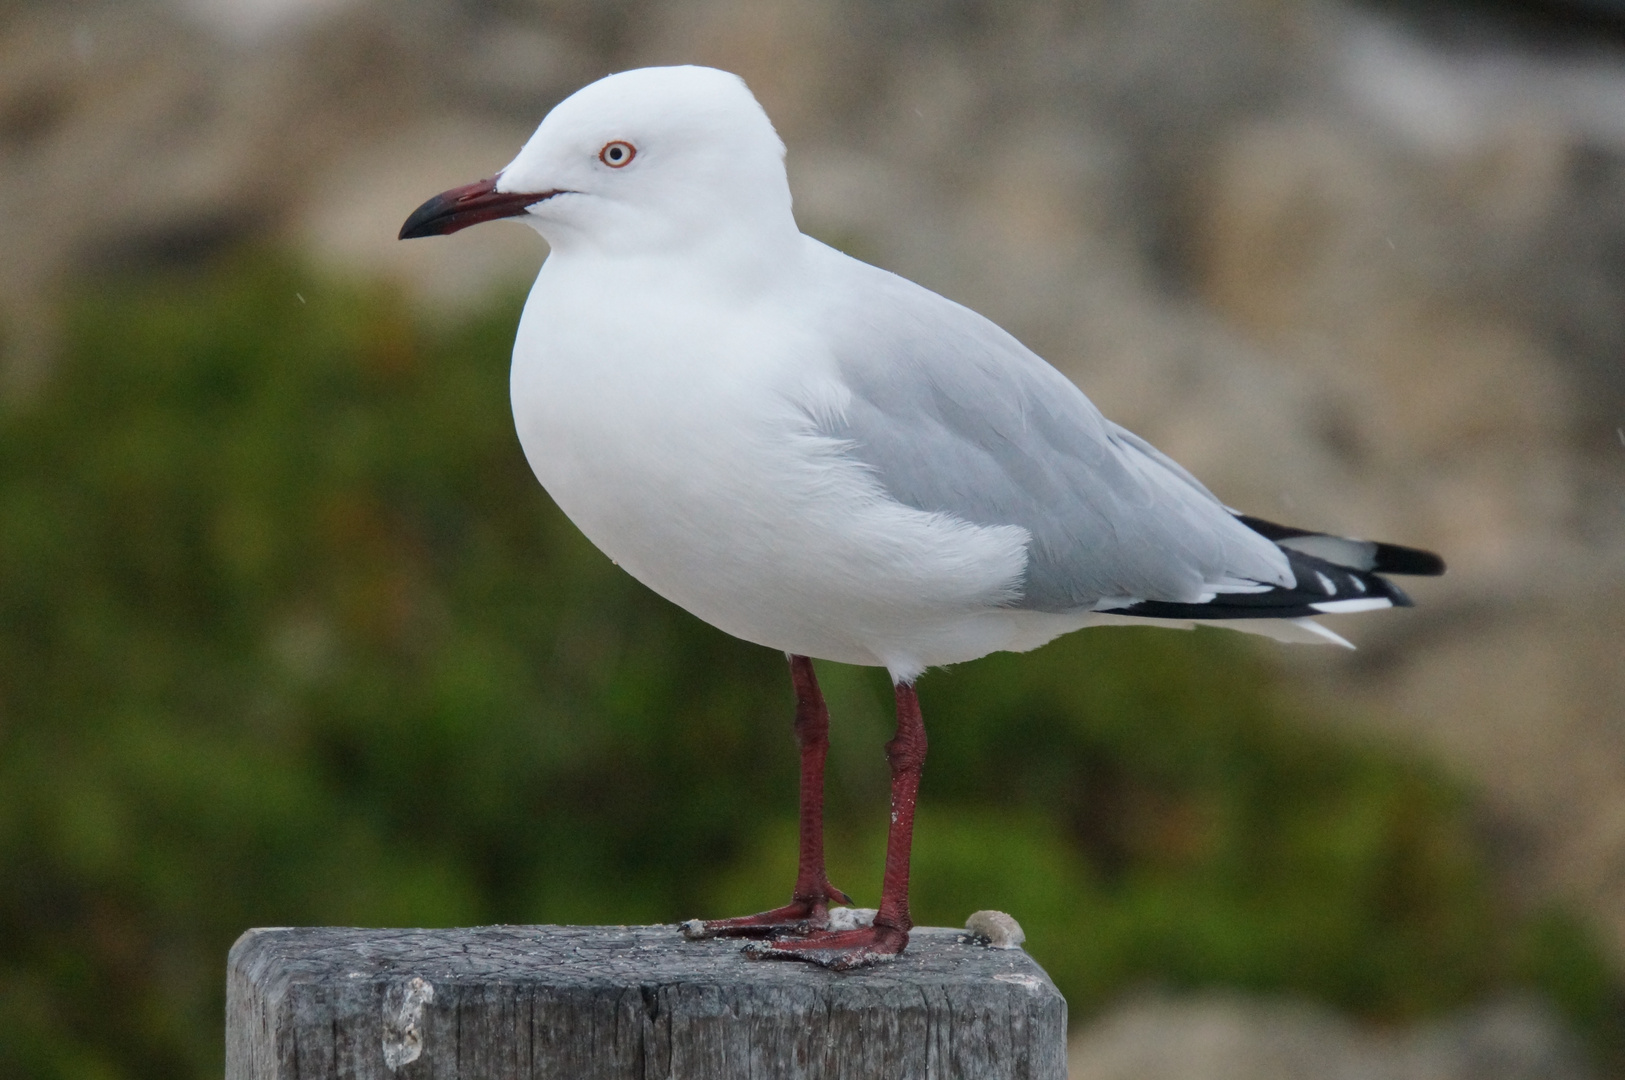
[{"xmin": 0, "ymin": 254, "xmax": 1616, "ymax": 1079}]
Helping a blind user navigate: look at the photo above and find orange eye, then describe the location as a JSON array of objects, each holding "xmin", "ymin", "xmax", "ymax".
[{"xmin": 599, "ymin": 141, "xmax": 636, "ymax": 168}]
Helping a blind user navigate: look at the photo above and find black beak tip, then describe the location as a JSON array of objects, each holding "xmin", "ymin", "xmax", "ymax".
[{"xmin": 399, "ymin": 195, "xmax": 453, "ymax": 241}]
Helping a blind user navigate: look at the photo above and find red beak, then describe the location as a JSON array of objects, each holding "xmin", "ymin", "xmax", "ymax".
[{"xmin": 398, "ymin": 178, "xmax": 563, "ymax": 239}]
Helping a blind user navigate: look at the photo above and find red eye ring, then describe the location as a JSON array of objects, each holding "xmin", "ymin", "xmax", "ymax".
[{"xmin": 599, "ymin": 141, "xmax": 636, "ymax": 168}]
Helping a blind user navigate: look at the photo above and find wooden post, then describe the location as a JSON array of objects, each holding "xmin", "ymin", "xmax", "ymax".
[{"xmin": 227, "ymin": 923, "xmax": 1066, "ymax": 1079}]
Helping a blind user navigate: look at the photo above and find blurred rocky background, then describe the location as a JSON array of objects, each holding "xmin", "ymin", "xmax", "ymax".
[{"xmin": 2, "ymin": 0, "xmax": 1623, "ymax": 1076}]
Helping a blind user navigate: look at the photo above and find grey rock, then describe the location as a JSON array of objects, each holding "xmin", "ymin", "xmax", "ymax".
[{"xmin": 965, "ymin": 910, "xmax": 1026, "ymax": 950}]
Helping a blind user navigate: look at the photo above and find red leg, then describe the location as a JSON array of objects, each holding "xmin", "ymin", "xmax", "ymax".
[
  {"xmin": 682, "ymin": 655, "xmax": 853, "ymax": 940},
  {"xmin": 746, "ymin": 679, "xmax": 925, "ymax": 969}
]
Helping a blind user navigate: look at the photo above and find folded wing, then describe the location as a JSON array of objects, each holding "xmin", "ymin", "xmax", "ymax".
[{"xmin": 810, "ymin": 246, "xmax": 1443, "ymax": 620}]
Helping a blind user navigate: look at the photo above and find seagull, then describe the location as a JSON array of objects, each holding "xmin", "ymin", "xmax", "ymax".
[{"xmin": 399, "ymin": 65, "xmax": 1444, "ymax": 970}]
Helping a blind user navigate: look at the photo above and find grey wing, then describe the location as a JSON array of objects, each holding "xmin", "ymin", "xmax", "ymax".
[{"xmin": 813, "ymin": 258, "xmax": 1292, "ymax": 613}]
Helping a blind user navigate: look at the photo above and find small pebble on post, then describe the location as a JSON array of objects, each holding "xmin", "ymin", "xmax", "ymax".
[
  {"xmin": 227, "ymin": 921, "xmax": 1066, "ymax": 1080},
  {"xmin": 965, "ymin": 910, "xmax": 1027, "ymax": 950}
]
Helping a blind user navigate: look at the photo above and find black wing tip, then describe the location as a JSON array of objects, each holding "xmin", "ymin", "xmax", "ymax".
[
  {"xmin": 1111, "ymin": 547, "xmax": 1417, "ymax": 622},
  {"xmin": 1372, "ymin": 544, "xmax": 1446, "ymax": 577},
  {"xmin": 1234, "ymin": 513, "xmax": 1445, "ymax": 577}
]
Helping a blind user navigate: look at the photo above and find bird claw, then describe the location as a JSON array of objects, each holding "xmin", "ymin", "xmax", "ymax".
[
  {"xmin": 681, "ymin": 914, "xmax": 818, "ymax": 940},
  {"xmin": 680, "ymin": 884, "xmax": 855, "ymax": 940},
  {"xmin": 741, "ymin": 924, "xmax": 909, "ymax": 970}
]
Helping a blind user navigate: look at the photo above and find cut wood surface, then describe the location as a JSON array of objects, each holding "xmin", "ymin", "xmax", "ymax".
[{"xmin": 227, "ymin": 923, "xmax": 1067, "ymax": 1079}]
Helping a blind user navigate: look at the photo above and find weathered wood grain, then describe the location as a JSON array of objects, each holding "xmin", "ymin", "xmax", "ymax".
[{"xmin": 227, "ymin": 924, "xmax": 1066, "ymax": 1079}]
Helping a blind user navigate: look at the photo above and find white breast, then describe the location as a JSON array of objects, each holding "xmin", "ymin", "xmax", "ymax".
[{"xmin": 507, "ymin": 252, "xmax": 1033, "ymax": 676}]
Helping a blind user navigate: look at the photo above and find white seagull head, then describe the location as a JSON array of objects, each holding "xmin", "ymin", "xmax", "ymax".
[{"xmin": 400, "ymin": 65, "xmax": 796, "ymax": 257}]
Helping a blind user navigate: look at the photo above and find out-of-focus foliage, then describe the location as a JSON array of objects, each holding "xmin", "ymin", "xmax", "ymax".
[{"xmin": 0, "ymin": 255, "xmax": 1614, "ymax": 1079}]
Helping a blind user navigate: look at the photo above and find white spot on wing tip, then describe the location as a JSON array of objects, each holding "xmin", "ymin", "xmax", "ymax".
[{"xmin": 1311, "ymin": 598, "xmax": 1393, "ymax": 614}]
